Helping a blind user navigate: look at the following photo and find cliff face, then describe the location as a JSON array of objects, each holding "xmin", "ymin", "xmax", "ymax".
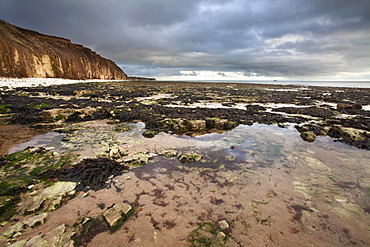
[{"xmin": 0, "ymin": 20, "xmax": 127, "ymax": 80}]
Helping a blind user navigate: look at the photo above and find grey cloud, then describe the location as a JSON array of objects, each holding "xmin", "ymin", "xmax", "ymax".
[{"xmin": 0, "ymin": 0, "xmax": 369, "ymax": 79}]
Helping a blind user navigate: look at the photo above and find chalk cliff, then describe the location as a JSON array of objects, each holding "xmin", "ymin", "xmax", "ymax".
[{"xmin": 0, "ymin": 20, "xmax": 127, "ymax": 80}]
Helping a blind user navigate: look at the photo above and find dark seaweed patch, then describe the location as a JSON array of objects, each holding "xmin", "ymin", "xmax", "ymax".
[
  {"xmin": 72, "ymin": 216, "xmax": 109, "ymax": 246},
  {"xmin": 52, "ymin": 158, "xmax": 129, "ymax": 191}
]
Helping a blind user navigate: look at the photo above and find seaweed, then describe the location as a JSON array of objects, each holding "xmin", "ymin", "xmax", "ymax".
[
  {"xmin": 55, "ymin": 158, "xmax": 129, "ymax": 191},
  {"xmin": 0, "ymin": 147, "xmax": 76, "ymax": 220},
  {"xmin": 72, "ymin": 216, "xmax": 109, "ymax": 246},
  {"xmin": 187, "ymin": 222, "xmax": 228, "ymax": 247}
]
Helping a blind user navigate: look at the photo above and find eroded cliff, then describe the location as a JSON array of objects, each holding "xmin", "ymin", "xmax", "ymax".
[{"xmin": 0, "ymin": 20, "xmax": 127, "ymax": 80}]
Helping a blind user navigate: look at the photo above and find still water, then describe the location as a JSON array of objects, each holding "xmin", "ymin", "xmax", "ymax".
[{"xmin": 10, "ymin": 121, "xmax": 370, "ymax": 246}]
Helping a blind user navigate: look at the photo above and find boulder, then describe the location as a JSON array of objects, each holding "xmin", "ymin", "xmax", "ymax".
[
  {"xmin": 25, "ymin": 236, "xmax": 49, "ymax": 247},
  {"xmin": 328, "ymin": 127, "xmax": 344, "ymax": 138},
  {"xmin": 186, "ymin": 120, "xmax": 207, "ymax": 130},
  {"xmin": 337, "ymin": 103, "xmax": 362, "ymax": 110},
  {"xmin": 300, "ymin": 131, "xmax": 316, "ymax": 142},
  {"xmin": 336, "ymin": 103, "xmax": 352, "ymax": 110},
  {"xmin": 103, "ymin": 204, "xmax": 132, "ymax": 227},
  {"xmin": 66, "ymin": 107, "xmax": 98, "ymax": 122},
  {"xmin": 352, "ymin": 103, "xmax": 362, "ymax": 109},
  {"xmin": 142, "ymin": 130, "xmax": 157, "ymax": 138},
  {"xmin": 41, "ymin": 108, "xmax": 75, "ymax": 122},
  {"xmin": 212, "ymin": 118, "xmax": 237, "ymax": 130}
]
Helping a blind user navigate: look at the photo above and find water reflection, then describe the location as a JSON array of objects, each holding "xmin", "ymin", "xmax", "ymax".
[{"xmin": 8, "ymin": 121, "xmax": 370, "ymax": 246}]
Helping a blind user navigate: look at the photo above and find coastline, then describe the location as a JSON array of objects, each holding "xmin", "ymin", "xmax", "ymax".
[
  {"xmin": 1, "ymin": 77, "xmax": 369, "ymax": 89},
  {"xmin": 1, "ymin": 79, "xmax": 369, "ymax": 246},
  {"xmin": 1, "ymin": 79, "xmax": 369, "ymax": 154}
]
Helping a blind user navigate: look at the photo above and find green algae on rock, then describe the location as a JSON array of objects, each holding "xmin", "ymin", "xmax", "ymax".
[{"xmin": 0, "ymin": 147, "xmax": 77, "ymax": 220}]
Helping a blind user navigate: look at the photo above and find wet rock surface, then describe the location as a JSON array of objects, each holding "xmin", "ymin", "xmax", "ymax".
[
  {"xmin": 103, "ymin": 204, "xmax": 132, "ymax": 227},
  {"xmin": 0, "ymin": 82, "xmax": 370, "ymax": 149},
  {"xmin": 1, "ymin": 81, "xmax": 369, "ymax": 149},
  {"xmin": 0, "ymin": 80, "xmax": 370, "ymax": 246}
]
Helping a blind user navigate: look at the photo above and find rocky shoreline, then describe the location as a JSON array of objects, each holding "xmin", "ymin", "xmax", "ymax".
[
  {"xmin": 1, "ymin": 80, "xmax": 369, "ymax": 150},
  {"xmin": 0, "ymin": 80, "xmax": 369, "ymax": 246}
]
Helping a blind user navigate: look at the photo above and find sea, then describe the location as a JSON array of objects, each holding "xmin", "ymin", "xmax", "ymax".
[
  {"xmin": 1, "ymin": 78, "xmax": 369, "ymax": 89},
  {"xmin": 185, "ymin": 80, "xmax": 370, "ymax": 88}
]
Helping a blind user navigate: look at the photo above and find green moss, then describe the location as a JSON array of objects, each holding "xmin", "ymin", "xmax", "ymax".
[
  {"xmin": 0, "ymin": 196, "xmax": 21, "ymax": 221},
  {"xmin": 0, "ymin": 182, "xmax": 16, "ymax": 197},
  {"xmin": 29, "ymin": 166, "xmax": 44, "ymax": 177},
  {"xmin": 31, "ymin": 103, "xmax": 51, "ymax": 109},
  {"xmin": 234, "ymin": 98, "xmax": 247, "ymax": 103},
  {"xmin": 187, "ymin": 222, "xmax": 228, "ymax": 247},
  {"xmin": 72, "ymin": 216, "xmax": 108, "ymax": 246},
  {"xmin": 0, "ymin": 104, "xmax": 10, "ymax": 114},
  {"xmin": 225, "ymin": 211, "xmax": 235, "ymax": 214},
  {"xmin": 0, "ymin": 148, "xmax": 77, "ymax": 220},
  {"xmin": 54, "ymin": 115, "xmax": 64, "ymax": 121},
  {"xmin": 4, "ymin": 152, "xmax": 34, "ymax": 168}
]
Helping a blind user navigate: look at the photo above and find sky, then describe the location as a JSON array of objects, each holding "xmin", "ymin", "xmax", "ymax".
[{"xmin": 1, "ymin": 0, "xmax": 370, "ymax": 81}]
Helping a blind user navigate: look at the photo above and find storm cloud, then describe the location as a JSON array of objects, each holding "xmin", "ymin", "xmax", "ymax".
[{"xmin": 1, "ymin": 0, "xmax": 369, "ymax": 80}]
